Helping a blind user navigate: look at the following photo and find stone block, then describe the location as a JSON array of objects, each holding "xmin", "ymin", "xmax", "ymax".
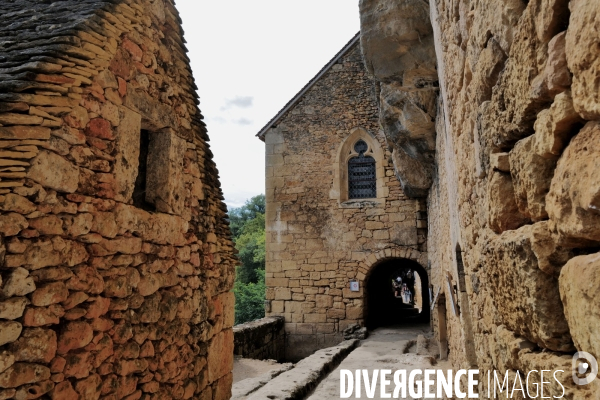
[
  {"xmin": 273, "ymin": 288, "xmax": 291, "ymax": 301},
  {"xmin": 9, "ymin": 328, "xmax": 56, "ymax": 363},
  {"xmin": 326, "ymin": 308, "xmax": 346, "ymax": 319},
  {"xmin": 487, "ymin": 171, "xmax": 529, "ymax": 233},
  {"xmin": 559, "ymin": 252, "xmax": 600, "ymax": 359},
  {"xmin": 0, "ymin": 363, "xmax": 50, "ymax": 389},
  {"xmin": 532, "ymin": 92, "xmax": 583, "ymax": 159},
  {"xmin": 0, "ymin": 194, "xmax": 36, "ymax": 215},
  {"xmin": 303, "ymin": 313, "xmax": 326, "ymax": 323},
  {"xmin": 1, "ymin": 268, "xmax": 35, "ymax": 298},
  {"xmin": 566, "ymin": 0, "xmax": 600, "ymax": 119},
  {"xmin": 486, "ymin": 225, "xmax": 573, "ymax": 352},
  {"xmin": 30, "ymin": 282, "xmax": 68, "ymax": 307},
  {"xmin": 509, "ymin": 135, "xmax": 557, "ymax": 221},
  {"xmin": 0, "ymin": 298, "xmax": 28, "ymax": 320},
  {"xmin": 27, "ymin": 150, "xmax": 79, "ymax": 193},
  {"xmin": 207, "ymin": 330, "xmax": 233, "ymax": 383},
  {"xmin": 0, "ymin": 322, "xmax": 22, "ymax": 347},
  {"xmin": 315, "ymin": 295, "xmax": 333, "ymax": 309},
  {"xmin": 547, "ymin": 121, "xmax": 600, "ymax": 246},
  {"xmin": 530, "ymin": 221, "xmax": 573, "ymax": 277},
  {"xmin": 0, "ymin": 213, "xmax": 28, "ymax": 237}
]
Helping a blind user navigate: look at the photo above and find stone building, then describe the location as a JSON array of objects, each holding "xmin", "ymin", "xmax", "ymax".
[
  {"xmin": 258, "ymin": 34, "xmax": 430, "ymax": 361},
  {"xmin": 359, "ymin": 0, "xmax": 600, "ymax": 397},
  {"xmin": 0, "ymin": 1, "xmax": 235, "ymax": 399}
]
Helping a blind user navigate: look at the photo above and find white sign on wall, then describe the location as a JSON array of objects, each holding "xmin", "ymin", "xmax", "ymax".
[{"xmin": 349, "ymin": 280, "xmax": 360, "ymax": 292}]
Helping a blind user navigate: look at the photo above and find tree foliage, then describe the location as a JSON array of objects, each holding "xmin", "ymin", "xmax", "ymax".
[{"xmin": 228, "ymin": 194, "xmax": 266, "ymax": 325}]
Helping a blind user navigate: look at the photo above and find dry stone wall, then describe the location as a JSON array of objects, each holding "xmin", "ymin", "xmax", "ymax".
[
  {"xmin": 0, "ymin": 1, "xmax": 236, "ymax": 399},
  {"xmin": 232, "ymin": 317, "xmax": 284, "ymax": 362},
  {"xmin": 262, "ymin": 42, "xmax": 427, "ymax": 361},
  {"xmin": 358, "ymin": 0, "xmax": 600, "ymax": 397}
]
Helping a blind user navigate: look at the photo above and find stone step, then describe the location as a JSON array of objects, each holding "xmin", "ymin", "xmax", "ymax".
[{"xmin": 241, "ymin": 339, "xmax": 359, "ymax": 400}]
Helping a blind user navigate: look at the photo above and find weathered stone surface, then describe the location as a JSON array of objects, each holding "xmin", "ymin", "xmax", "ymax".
[
  {"xmin": 509, "ymin": 135, "xmax": 557, "ymax": 221},
  {"xmin": 27, "ymin": 150, "xmax": 79, "ymax": 193},
  {"xmin": 22, "ymin": 305, "xmax": 64, "ymax": 327},
  {"xmin": 30, "ymin": 282, "xmax": 69, "ymax": 307},
  {"xmin": 0, "ymin": 194, "xmax": 36, "ymax": 215},
  {"xmin": 547, "ymin": 121, "xmax": 600, "ymax": 246},
  {"xmin": 0, "ymin": 322, "xmax": 22, "ymax": 347},
  {"xmin": 488, "ymin": 171, "xmax": 529, "ymax": 233},
  {"xmin": 486, "ymin": 225, "xmax": 573, "ymax": 352},
  {"xmin": 359, "ymin": 0, "xmax": 438, "ymax": 197},
  {"xmin": 1, "ymin": 268, "xmax": 35, "ymax": 298},
  {"xmin": 490, "ymin": 153, "xmax": 510, "ymax": 172},
  {"xmin": 0, "ymin": 298, "xmax": 29, "ymax": 320},
  {"xmin": 531, "ymin": 221, "xmax": 573, "ymax": 277},
  {"xmin": 532, "ymin": 91, "xmax": 584, "ymax": 159},
  {"xmin": 0, "ymin": 353, "xmax": 14, "ymax": 376},
  {"xmin": 114, "ymin": 106, "xmax": 141, "ymax": 203},
  {"xmin": 207, "ymin": 329, "xmax": 234, "ymax": 383},
  {"xmin": 9, "ymin": 329, "xmax": 57, "ymax": 363},
  {"xmin": 566, "ymin": 0, "xmax": 600, "ymax": 120},
  {"xmin": 57, "ymin": 322, "xmax": 93, "ymax": 355},
  {"xmin": 0, "ymin": 213, "xmax": 28, "ymax": 236},
  {"xmin": 0, "ymin": 363, "xmax": 50, "ymax": 389},
  {"xmin": 51, "ymin": 381, "xmax": 79, "ymax": 400},
  {"xmin": 560, "ymin": 252, "xmax": 600, "ymax": 359},
  {"xmin": 359, "ymin": 0, "xmax": 436, "ymax": 82}
]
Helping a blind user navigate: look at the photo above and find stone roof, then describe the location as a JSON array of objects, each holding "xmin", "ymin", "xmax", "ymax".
[
  {"xmin": 0, "ymin": 1, "xmax": 114, "ymax": 83},
  {"xmin": 256, "ymin": 32, "xmax": 361, "ymax": 140}
]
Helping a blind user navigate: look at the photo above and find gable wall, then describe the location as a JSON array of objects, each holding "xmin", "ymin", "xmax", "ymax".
[
  {"xmin": 0, "ymin": 1, "xmax": 235, "ymax": 399},
  {"xmin": 263, "ymin": 43, "xmax": 428, "ymax": 361}
]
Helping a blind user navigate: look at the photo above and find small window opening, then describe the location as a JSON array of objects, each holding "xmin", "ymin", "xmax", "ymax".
[
  {"xmin": 456, "ymin": 244, "xmax": 466, "ymax": 292},
  {"xmin": 348, "ymin": 140, "xmax": 376, "ymax": 199},
  {"xmin": 132, "ymin": 130, "xmax": 156, "ymax": 211}
]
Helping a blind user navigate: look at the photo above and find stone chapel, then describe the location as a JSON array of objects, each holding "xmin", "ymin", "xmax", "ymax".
[{"xmin": 257, "ymin": 33, "xmax": 430, "ymax": 361}]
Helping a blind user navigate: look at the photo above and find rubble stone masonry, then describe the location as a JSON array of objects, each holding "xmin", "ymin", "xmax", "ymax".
[
  {"xmin": 261, "ymin": 41, "xmax": 428, "ymax": 361},
  {"xmin": 0, "ymin": 1, "xmax": 236, "ymax": 399}
]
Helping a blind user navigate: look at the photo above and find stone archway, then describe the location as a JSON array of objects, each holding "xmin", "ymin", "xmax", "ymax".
[{"xmin": 364, "ymin": 258, "xmax": 430, "ymax": 329}]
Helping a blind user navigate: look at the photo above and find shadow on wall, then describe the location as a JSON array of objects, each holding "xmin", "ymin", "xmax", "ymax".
[{"xmin": 365, "ymin": 258, "xmax": 430, "ymax": 329}]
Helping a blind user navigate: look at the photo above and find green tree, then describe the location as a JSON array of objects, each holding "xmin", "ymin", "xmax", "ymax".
[
  {"xmin": 228, "ymin": 194, "xmax": 266, "ymax": 324},
  {"xmin": 233, "ymin": 269, "xmax": 266, "ymax": 325},
  {"xmin": 235, "ymin": 213, "xmax": 265, "ymax": 284},
  {"xmin": 228, "ymin": 194, "xmax": 265, "ymax": 238}
]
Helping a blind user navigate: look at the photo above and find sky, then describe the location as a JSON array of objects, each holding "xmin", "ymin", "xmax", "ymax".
[{"xmin": 175, "ymin": 1, "xmax": 361, "ymax": 208}]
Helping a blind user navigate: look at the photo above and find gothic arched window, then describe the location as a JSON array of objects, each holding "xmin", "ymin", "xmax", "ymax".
[{"xmin": 348, "ymin": 140, "xmax": 376, "ymax": 199}]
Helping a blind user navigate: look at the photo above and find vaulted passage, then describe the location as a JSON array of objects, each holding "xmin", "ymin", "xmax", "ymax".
[{"xmin": 365, "ymin": 258, "xmax": 430, "ymax": 329}]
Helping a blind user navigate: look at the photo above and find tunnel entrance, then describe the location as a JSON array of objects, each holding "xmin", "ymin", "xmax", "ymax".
[{"xmin": 365, "ymin": 258, "xmax": 430, "ymax": 329}]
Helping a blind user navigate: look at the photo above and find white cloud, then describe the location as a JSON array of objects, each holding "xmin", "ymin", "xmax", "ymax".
[
  {"xmin": 221, "ymin": 96, "xmax": 254, "ymax": 110},
  {"xmin": 176, "ymin": 0, "xmax": 360, "ymax": 207}
]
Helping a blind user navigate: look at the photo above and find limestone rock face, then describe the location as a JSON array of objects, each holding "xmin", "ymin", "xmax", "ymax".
[
  {"xmin": 560, "ymin": 253, "xmax": 600, "ymax": 358},
  {"xmin": 487, "ymin": 171, "xmax": 529, "ymax": 233},
  {"xmin": 419, "ymin": 0, "xmax": 600, "ymax": 394},
  {"xmin": 485, "ymin": 225, "xmax": 573, "ymax": 352},
  {"xmin": 359, "ymin": 0, "xmax": 438, "ymax": 197},
  {"xmin": 566, "ymin": 0, "xmax": 600, "ymax": 119},
  {"xmin": 547, "ymin": 121, "xmax": 600, "ymax": 246},
  {"xmin": 509, "ymin": 135, "xmax": 556, "ymax": 221}
]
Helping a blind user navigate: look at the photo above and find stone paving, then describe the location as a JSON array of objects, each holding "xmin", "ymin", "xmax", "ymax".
[{"xmin": 306, "ymin": 323, "xmax": 451, "ymax": 400}]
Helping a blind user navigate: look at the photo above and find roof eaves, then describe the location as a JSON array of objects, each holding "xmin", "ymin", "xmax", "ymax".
[{"xmin": 256, "ymin": 32, "xmax": 361, "ymax": 140}]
